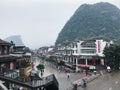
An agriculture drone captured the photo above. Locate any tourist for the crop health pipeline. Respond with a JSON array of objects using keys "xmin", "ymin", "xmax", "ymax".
[
  {"xmin": 67, "ymin": 73, "xmax": 70, "ymax": 79},
  {"xmin": 107, "ymin": 66, "xmax": 111, "ymax": 73},
  {"xmin": 74, "ymin": 83, "xmax": 78, "ymax": 90},
  {"xmin": 41, "ymin": 72, "xmax": 43, "ymax": 77},
  {"xmin": 82, "ymin": 77, "xmax": 87, "ymax": 87}
]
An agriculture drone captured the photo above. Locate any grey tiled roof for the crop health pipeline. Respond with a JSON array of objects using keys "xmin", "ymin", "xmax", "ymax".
[{"xmin": 0, "ymin": 39, "xmax": 12, "ymax": 46}]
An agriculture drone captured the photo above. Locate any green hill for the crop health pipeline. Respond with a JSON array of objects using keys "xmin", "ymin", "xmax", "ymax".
[{"xmin": 55, "ymin": 2, "xmax": 120, "ymax": 45}]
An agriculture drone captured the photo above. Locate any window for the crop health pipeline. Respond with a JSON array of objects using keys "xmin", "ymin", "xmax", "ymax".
[{"xmin": 81, "ymin": 49, "xmax": 96, "ymax": 54}]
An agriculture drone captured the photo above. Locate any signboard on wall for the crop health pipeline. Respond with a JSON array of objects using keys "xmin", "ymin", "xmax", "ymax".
[{"xmin": 98, "ymin": 40, "xmax": 101, "ymax": 53}]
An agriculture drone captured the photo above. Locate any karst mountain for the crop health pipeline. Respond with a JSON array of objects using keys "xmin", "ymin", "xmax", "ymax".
[{"xmin": 55, "ymin": 2, "xmax": 120, "ymax": 45}]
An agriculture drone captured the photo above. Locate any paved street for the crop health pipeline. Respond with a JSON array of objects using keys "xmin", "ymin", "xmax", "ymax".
[
  {"xmin": 44, "ymin": 62, "xmax": 82, "ymax": 90},
  {"xmin": 34, "ymin": 58, "xmax": 82, "ymax": 90},
  {"xmin": 78, "ymin": 71, "xmax": 120, "ymax": 90},
  {"xmin": 34, "ymin": 57, "xmax": 120, "ymax": 90}
]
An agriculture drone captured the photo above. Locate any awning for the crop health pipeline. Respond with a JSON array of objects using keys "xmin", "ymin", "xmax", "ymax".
[
  {"xmin": 77, "ymin": 64, "xmax": 90, "ymax": 69},
  {"xmin": 65, "ymin": 64, "xmax": 76, "ymax": 70}
]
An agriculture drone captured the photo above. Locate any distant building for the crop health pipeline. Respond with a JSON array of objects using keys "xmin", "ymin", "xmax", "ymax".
[{"xmin": 37, "ymin": 47, "xmax": 49, "ymax": 57}]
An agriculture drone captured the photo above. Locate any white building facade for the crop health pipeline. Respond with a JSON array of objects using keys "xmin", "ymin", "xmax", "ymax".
[{"xmin": 57, "ymin": 39, "xmax": 108, "ymax": 72}]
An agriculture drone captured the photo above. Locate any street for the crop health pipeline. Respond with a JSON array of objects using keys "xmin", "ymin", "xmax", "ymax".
[
  {"xmin": 34, "ymin": 58, "xmax": 120, "ymax": 90},
  {"xmin": 78, "ymin": 71, "xmax": 120, "ymax": 90},
  {"xmin": 34, "ymin": 58, "xmax": 82, "ymax": 90},
  {"xmin": 44, "ymin": 62, "xmax": 82, "ymax": 90}
]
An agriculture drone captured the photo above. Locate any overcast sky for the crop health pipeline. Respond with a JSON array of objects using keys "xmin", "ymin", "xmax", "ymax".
[{"xmin": 0, "ymin": 0, "xmax": 120, "ymax": 49}]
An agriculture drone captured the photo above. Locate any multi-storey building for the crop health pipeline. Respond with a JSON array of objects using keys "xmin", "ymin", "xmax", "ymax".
[
  {"xmin": 0, "ymin": 39, "xmax": 59, "ymax": 90},
  {"xmin": 36, "ymin": 47, "xmax": 49, "ymax": 57},
  {"xmin": 0, "ymin": 39, "xmax": 17, "ymax": 70},
  {"xmin": 0, "ymin": 39, "xmax": 32, "ymax": 73},
  {"xmin": 76, "ymin": 39, "xmax": 107, "ymax": 71},
  {"xmin": 56, "ymin": 39, "xmax": 108, "ymax": 72}
]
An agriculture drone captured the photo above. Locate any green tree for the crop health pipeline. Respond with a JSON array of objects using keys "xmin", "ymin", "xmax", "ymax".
[
  {"xmin": 36, "ymin": 64, "xmax": 45, "ymax": 77},
  {"xmin": 36, "ymin": 64, "xmax": 45, "ymax": 70},
  {"xmin": 103, "ymin": 45, "xmax": 120, "ymax": 70}
]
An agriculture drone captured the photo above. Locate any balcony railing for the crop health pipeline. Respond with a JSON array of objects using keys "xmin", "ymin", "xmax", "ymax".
[{"xmin": 0, "ymin": 67, "xmax": 59, "ymax": 90}]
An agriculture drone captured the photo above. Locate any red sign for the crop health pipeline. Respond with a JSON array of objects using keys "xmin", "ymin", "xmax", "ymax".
[
  {"xmin": 77, "ymin": 55, "xmax": 80, "ymax": 59},
  {"xmin": 47, "ymin": 54, "xmax": 50, "ymax": 58},
  {"xmin": 77, "ymin": 64, "xmax": 89, "ymax": 68},
  {"xmin": 58, "ymin": 59, "xmax": 60, "ymax": 63},
  {"xmin": 98, "ymin": 41, "xmax": 101, "ymax": 53}
]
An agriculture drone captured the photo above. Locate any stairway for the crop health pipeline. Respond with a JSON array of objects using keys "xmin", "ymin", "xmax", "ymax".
[{"xmin": 46, "ymin": 74, "xmax": 59, "ymax": 90}]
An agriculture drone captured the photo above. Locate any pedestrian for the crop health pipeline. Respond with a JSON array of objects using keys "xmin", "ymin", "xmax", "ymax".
[
  {"xmin": 41, "ymin": 72, "xmax": 43, "ymax": 77},
  {"xmin": 100, "ymin": 70, "xmax": 103, "ymax": 76},
  {"xmin": 67, "ymin": 73, "xmax": 70, "ymax": 79},
  {"xmin": 107, "ymin": 66, "xmax": 111, "ymax": 73},
  {"xmin": 42, "ymin": 69, "xmax": 44, "ymax": 72},
  {"xmin": 74, "ymin": 83, "xmax": 78, "ymax": 90},
  {"xmin": 83, "ymin": 69, "xmax": 87, "ymax": 76},
  {"xmin": 94, "ymin": 70, "xmax": 97, "ymax": 75},
  {"xmin": 82, "ymin": 78, "xmax": 87, "ymax": 87}
]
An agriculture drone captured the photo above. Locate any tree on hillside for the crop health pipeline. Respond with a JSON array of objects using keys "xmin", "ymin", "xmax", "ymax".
[
  {"xmin": 55, "ymin": 2, "xmax": 120, "ymax": 45},
  {"xmin": 103, "ymin": 45, "xmax": 120, "ymax": 70}
]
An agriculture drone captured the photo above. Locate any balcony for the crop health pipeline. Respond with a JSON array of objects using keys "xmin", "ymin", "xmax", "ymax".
[{"xmin": 0, "ymin": 67, "xmax": 59, "ymax": 90}]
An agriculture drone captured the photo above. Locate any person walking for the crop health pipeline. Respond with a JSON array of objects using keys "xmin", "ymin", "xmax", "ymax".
[
  {"xmin": 82, "ymin": 77, "xmax": 87, "ymax": 87},
  {"xmin": 83, "ymin": 69, "xmax": 87, "ymax": 76},
  {"xmin": 107, "ymin": 66, "xmax": 111, "ymax": 73},
  {"xmin": 41, "ymin": 72, "xmax": 43, "ymax": 77},
  {"xmin": 74, "ymin": 83, "xmax": 78, "ymax": 90},
  {"xmin": 67, "ymin": 73, "xmax": 70, "ymax": 79}
]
